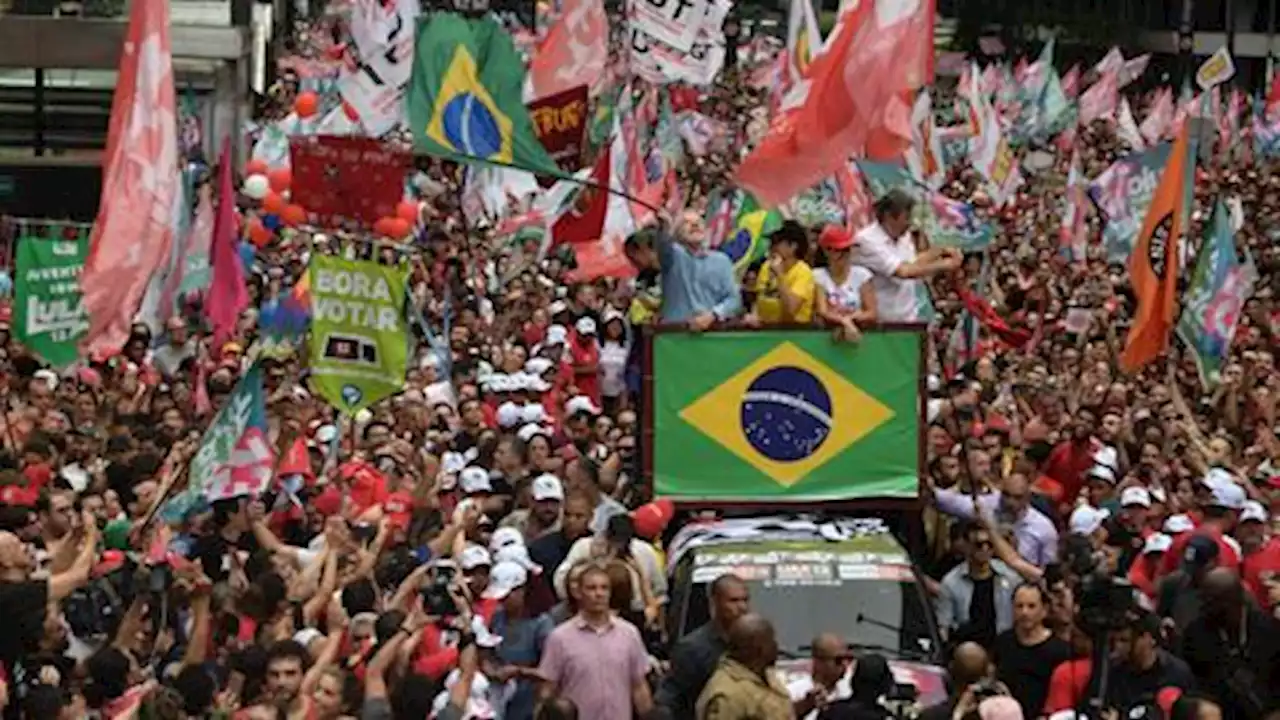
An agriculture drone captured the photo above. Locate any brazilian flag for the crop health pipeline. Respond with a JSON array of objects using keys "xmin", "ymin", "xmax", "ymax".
[
  {"xmin": 409, "ymin": 14, "xmax": 562, "ymax": 176},
  {"xmin": 716, "ymin": 191, "xmax": 783, "ymax": 280},
  {"xmin": 651, "ymin": 330, "xmax": 922, "ymax": 501}
]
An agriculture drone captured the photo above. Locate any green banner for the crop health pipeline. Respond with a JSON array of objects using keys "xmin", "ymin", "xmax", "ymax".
[
  {"xmin": 651, "ymin": 330, "xmax": 922, "ymax": 501},
  {"xmin": 14, "ymin": 234, "xmax": 89, "ymax": 368},
  {"xmin": 308, "ymin": 255, "xmax": 409, "ymax": 414}
]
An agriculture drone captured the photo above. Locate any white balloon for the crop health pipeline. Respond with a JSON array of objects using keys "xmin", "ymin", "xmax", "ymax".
[{"xmin": 243, "ymin": 174, "xmax": 270, "ymax": 200}]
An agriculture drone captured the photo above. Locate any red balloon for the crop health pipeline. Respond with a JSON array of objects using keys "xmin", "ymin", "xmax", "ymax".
[
  {"xmin": 245, "ymin": 159, "xmax": 268, "ymax": 176},
  {"xmin": 373, "ymin": 217, "xmax": 396, "ymax": 237},
  {"xmin": 247, "ymin": 217, "xmax": 273, "ymax": 247},
  {"xmin": 395, "ymin": 200, "xmax": 419, "ymax": 224},
  {"xmin": 262, "ymin": 191, "xmax": 286, "ymax": 215},
  {"xmin": 294, "ymin": 91, "xmax": 319, "ymax": 118},
  {"xmin": 281, "ymin": 204, "xmax": 308, "ymax": 227},
  {"xmin": 342, "ymin": 101, "xmax": 360, "ymax": 121},
  {"xmin": 267, "ymin": 167, "xmax": 292, "ymax": 193},
  {"xmin": 386, "ymin": 217, "xmax": 411, "ymax": 239}
]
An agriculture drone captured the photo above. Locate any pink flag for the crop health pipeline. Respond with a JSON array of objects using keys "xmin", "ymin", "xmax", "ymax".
[
  {"xmin": 1140, "ymin": 88, "xmax": 1173, "ymax": 146},
  {"xmin": 1078, "ymin": 69, "xmax": 1118, "ymax": 126},
  {"xmin": 1061, "ymin": 64, "xmax": 1081, "ymax": 99},
  {"xmin": 525, "ymin": 0, "xmax": 607, "ymax": 101},
  {"xmin": 206, "ymin": 139, "xmax": 249, "ymax": 345},
  {"xmin": 81, "ymin": 0, "xmax": 179, "ymax": 358}
]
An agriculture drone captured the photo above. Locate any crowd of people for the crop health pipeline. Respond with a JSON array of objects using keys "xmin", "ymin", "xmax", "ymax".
[{"xmin": 1, "ymin": 5, "xmax": 1280, "ymax": 720}]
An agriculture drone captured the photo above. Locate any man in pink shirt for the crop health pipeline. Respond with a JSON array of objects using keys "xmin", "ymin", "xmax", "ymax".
[{"xmin": 537, "ymin": 563, "xmax": 654, "ymax": 718}]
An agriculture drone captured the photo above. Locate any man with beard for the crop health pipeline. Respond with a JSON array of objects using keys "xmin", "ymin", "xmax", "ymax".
[
  {"xmin": 254, "ymin": 640, "xmax": 314, "ymax": 720},
  {"xmin": 1042, "ymin": 406, "xmax": 1103, "ymax": 507},
  {"xmin": 528, "ymin": 491, "xmax": 593, "ymax": 614},
  {"xmin": 501, "ymin": 473, "xmax": 564, "ymax": 543}
]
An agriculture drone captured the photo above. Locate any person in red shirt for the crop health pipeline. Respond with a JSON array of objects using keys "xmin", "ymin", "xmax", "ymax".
[
  {"xmin": 1128, "ymin": 533, "xmax": 1173, "ymax": 602},
  {"xmin": 1042, "ymin": 407, "xmax": 1102, "ymax": 507},
  {"xmin": 567, "ymin": 317, "xmax": 601, "ymax": 407},
  {"xmin": 1160, "ymin": 476, "xmax": 1245, "ymax": 577},
  {"xmin": 1237, "ymin": 501, "xmax": 1280, "ymax": 609}
]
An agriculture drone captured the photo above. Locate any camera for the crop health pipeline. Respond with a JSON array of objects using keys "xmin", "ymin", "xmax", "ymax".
[{"xmin": 422, "ymin": 562, "xmax": 459, "ymax": 617}]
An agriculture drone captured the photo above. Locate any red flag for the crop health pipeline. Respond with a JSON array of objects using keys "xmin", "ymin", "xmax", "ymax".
[
  {"xmin": 1267, "ymin": 74, "xmax": 1280, "ymax": 120},
  {"xmin": 526, "ymin": 0, "xmax": 607, "ymax": 101},
  {"xmin": 206, "ymin": 139, "xmax": 248, "ymax": 345},
  {"xmin": 734, "ymin": 0, "xmax": 934, "ymax": 207},
  {"xmin": 81, "ymin": 0, "xmax": 179, "ymax": 357},
  {"xmin": 552, "ymin": 145, "xmax": 609, "ymax": 246}
]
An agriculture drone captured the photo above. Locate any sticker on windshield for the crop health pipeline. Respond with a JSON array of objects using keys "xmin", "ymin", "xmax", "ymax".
[
  {"xmin": 692, "ymin": 565, "xmax": 773, "ymax": 583},
  {"xmin": 772, "ymin": 563, "xmax": 835, "ymax": 585},
  {"xmin": 838, "ymin": 564, "xmax": 915, "ymax": 582}
]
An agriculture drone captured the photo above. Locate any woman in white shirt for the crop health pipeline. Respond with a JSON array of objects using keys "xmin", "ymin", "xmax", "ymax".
[
  {"xmin": 598, "ymin": 310, "xmax": 631, "ymax": 415},
  {"xmin": 814, "ymin": 225, "xmax": 878, "ymax": 342}
]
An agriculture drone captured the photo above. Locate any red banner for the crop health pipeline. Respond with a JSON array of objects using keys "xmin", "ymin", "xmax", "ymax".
[
  {"xmin": 289, "ymin": 136, "xmax": 411, "ymax": 228},
  {"xmin": 527, "ymin": 84, "xmax": 588, "ymax": 177}
]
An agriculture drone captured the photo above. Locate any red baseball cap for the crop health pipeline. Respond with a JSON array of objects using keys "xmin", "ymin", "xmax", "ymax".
[
  {"xmin": 632, "ymin": 499, "xmax": 675, "ymax": 539},
  {"xmin": 819, "ymin": 225, "xmax": 855, "ymax": 251}
]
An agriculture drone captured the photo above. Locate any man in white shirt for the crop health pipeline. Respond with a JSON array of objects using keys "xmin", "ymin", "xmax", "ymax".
[
  {"xmin": 788, "ymin": 632, "xmax": 853, "ymax": 719},
  {"xmin": 853, "ymin": 189, "xmax": 963, "ymax": 322}
]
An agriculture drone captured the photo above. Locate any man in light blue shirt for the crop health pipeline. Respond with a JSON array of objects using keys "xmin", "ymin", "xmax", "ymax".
[{"xmin": 624, "ymin": 210, "xmax": 742, "ymax": 328}]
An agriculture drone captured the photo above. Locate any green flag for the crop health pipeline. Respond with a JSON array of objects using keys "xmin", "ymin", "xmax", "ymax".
[
  {"xmin": 651, "ymin": 330, "xmax": 921, "ymax": 501},
  {"xmin": 14, "ymin": 233, "xmax": 89, "ymax": 368},
  {"xmin": 409, "ymin": 13, "xmax": 561, "ymax": 176},
  {"xmin": 308, "ymin": 256, "xmax": 409, "ymax": 414}
]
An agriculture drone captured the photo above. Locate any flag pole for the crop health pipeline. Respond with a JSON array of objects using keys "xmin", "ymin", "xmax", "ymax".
[{"xmin": 427, "ymin": 153, "xmax": 667, "ymax": 215}]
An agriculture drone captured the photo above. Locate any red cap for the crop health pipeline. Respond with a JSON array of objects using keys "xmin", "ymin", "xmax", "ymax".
[
  {"xmin": 1156, "ymin": 687, "xmax": 1183, "ymax": 716},
  {"xmin": 340, "ymin": 460, "xmax": 389, "ymax": 514},
  {"xmin": 632, "ymin": 499, "xmax": 675, "ymax": 539},
  {"xmin": 312, "ymin": 485, "xmax": 344, "ymax": 517},
  {"xmin": 819, "ymin": 225, "xmax": 855, "ymax": 251}
]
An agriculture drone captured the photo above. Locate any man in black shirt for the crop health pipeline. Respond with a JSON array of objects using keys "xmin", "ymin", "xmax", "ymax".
[
  {"xmin": 527, "ymin": 491, "xmax": 593, "ymax": 615},
  {"xmin": 1180, "ymin": 568, "xmax": 1280, "ymax": 719},
  {"xmin": 993, "ymin": 584, "xmax": 1073, "ymax": 716},
  {"xmin": 1106, "ymin": 611, "xmax": 1195, "ymax": 710},
  {"xmin": 191, "ymin": 497, "xmax": 259, "ymax": 584},
  {"xmin": 654, "ymin": 573, "xmax": 750, "ymax": 720}
]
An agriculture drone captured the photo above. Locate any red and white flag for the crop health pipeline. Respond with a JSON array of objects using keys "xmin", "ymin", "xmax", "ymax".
[
  {"xmin": 525, "ymin": 0, "xmax": 607, "ymax": 102},
  {"xmin": 735, "ymin": 0, "xmax": 934, "ymax": 207},
  {"xmin": 81, "ymin": 0, "xmax": 179, "ymax": 358}
]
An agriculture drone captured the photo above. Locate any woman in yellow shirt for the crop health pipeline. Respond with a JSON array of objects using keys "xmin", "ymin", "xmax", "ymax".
[{"xmin": 749, "ymin": 221, "xmax": 816, "ymax": 325}]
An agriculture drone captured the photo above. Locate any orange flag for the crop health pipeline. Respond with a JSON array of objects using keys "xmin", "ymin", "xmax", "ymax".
[{"xmin": 1120, "ymin": 119, "xmax": 1194, "ymax": 373}]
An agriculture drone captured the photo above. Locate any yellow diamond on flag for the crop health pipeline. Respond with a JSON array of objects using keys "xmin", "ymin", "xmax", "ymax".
[
  {"xmin": 426, "ymin": 46, "xmax": 514, "ymax": 164},
  {"xmin": 678, "ymin": 342, "xmax": 895, "ymax": 487}
]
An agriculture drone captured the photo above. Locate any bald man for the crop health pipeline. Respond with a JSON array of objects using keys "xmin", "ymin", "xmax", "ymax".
[
  {"xmin": 919, "ymin": 643, "xmax": 992, "ymax": 720},
  {"xmin": 789, "ymin": 633, "xmax": 852, "ymax": 719},
  {"xmin": 696, "ymin": 614, "xmax": 793, "ymax": 720},
  {"xmin": 1181, "ymin": 568, "xmax": 1280, "ymax": 719},
  {"xmin": 0, "ymin": 522, "xmax": 97, "ymax": 694}
]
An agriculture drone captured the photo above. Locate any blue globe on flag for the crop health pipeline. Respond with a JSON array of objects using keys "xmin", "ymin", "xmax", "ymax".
[
  {"xmin": 741, "ymin": 366, "xmax": 833, "ymax": 463},
  {"xmin": 441, "ymin": 93, "xmax": 503, "ymax": 159}
]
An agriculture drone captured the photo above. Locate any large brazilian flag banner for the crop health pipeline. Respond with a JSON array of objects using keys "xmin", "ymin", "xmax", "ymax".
[{"xmin": 651, "ymin": 330, "xmax": 922, "ymax": 501}]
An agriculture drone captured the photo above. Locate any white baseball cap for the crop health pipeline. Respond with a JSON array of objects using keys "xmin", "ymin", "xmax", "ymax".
[
  {"xmin": 1086, "ymin": 464, "xmax": 1117, "ymax": 484},
  {"xmin": 459, "ymin": 466, "xmax": 493, "ymax": 495},
  {"xmin": 517, "ymin": 423, "xmax": 550, "ymax": 443},
  {"xmin": 1163, "ymin": 514, "xmax": 1196, "ymax": 534},
  {"xmin": 1241, "ymin": 500, "xmax": 1268, "ymax": 524},
  {"xmin": 1208, "ymin": 481, "xmax": 1247, "ymax": 510},
  {"xmin": 496, "ymin": 402, "xmax": 523, "ymax": 428},
  {"xmin": 1120, "ymin": 487, "xmax": 1152, "ymax": 508},
  {"xmin": 489, "ymin": 527, "xmax": 525, "ymax": 552},
  {"xmin": 1143, "ymin": 533, "xmax": 1173, "ymax": 555},
  {"xmin": 544, "ymin": 325, "xmax": 568, "ymax": 346},
  {"xmin": 482, "ymin": 561, "xmax": 529, "ymax": 599},
  {"xmin": 521, "ymin": 403, "xmax": 548, "ymax": 424},
  {"xmin": 531, "ymin": 473, "xmax": 564, "ymax": 502},
  {"xmin": 575, "ymin": 317, "xmax": 597, "ymax": 335},
  {"xmin": 458, "ymin": 545, "xmax": 493, "ymax": 571},
  {"xmin": 1069, "ymin": 505, "xmax": 1110, "ymax": 536},
  {"xmin": 565, "ymin": 395, "xmax": 601, "ymax": 416},
  {"xmin": 549, "ymin": 300, "xmax": 568, "ymax": 316},
  {"xmin": 525, "ymin": 357, "xmax": 554, "ymax": 375},
  {"xmin": 494, "ymin": 543, "xmax": 542, "ymax": 574}
]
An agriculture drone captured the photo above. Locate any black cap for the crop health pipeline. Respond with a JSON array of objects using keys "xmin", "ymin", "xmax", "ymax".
[{"xmin": 1182, "ymin": 534, "xmax": 1220, "ymax": 572}]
